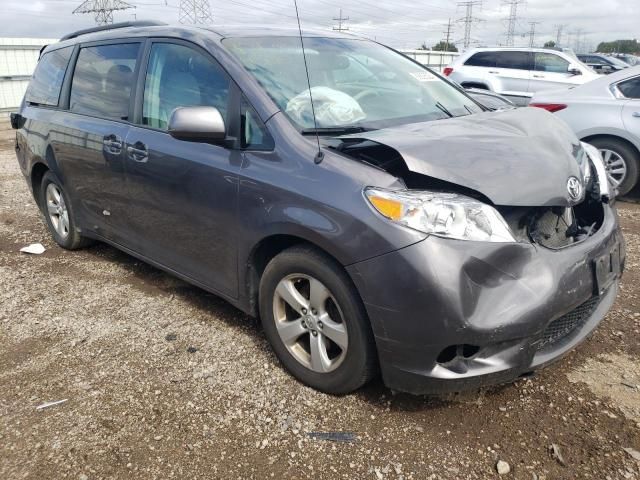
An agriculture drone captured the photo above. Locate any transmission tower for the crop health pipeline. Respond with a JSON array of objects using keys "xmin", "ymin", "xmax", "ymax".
[
  {"xmin": 73, "ymin": 0, "xmax": 134, "ymax": 25},
  {"xmin": 554, "ymin": 24, "xmax": 567, "ymax": 47},
  {"xmin": 457, "ymin": 1, "xmax": 482, "ymax": 51},
  {"xmin": 527, "ymin": 21, "xmax": 540, "ymax": 47},
  {"xmin": 179, "ymin": 0, "xmax": 213, "ymax": 24},
  {"xmin": 333, "ymin": 9, "xmax": 349, "ymax": 32},
  {"xmin": 503, "ymin": 0, "xmax": 525, "ymax": 47}
]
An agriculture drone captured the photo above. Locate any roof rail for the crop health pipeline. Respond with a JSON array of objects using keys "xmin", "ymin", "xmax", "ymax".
[{"xmin": 60, "ymin": 21, "xmax": 167, "ymax": 42}]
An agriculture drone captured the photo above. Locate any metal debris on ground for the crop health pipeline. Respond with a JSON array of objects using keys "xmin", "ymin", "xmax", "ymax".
[
  {"xmin": 550, "ymin": 443, "xmax": 567, "ymax": 466},
  {"xmin": 36, "ymin": 399, "xmax": 68, "ymax": 410},
  {"xmin": 623, "ymin": 447, "xmax": 640, "ymax": 462},
  {"xmin": 307, "ymin": 431, "xmax": 357, "ymax": 443},
  {"xmin": 20, "ymin": 243, "xmax": 45, "ymax": 255}
]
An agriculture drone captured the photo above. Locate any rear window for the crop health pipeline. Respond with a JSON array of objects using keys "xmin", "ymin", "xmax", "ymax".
[
  {"xmin": 464, "ymin": 52, "xmax": 497, "ymax": 68},
  {"xmin": 495, "ymin": 51, "xmax": 531, "ymax": 70},
  {"xmin": 70, "ymin": 43, "xmax": 140, "ymax": 120},
  {"xmin": 25, "ymin": 46, "xmax": 73, "ymax": 106}
]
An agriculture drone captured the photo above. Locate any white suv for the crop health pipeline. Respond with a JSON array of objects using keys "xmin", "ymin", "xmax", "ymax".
[{"xmin": 445, "ymin": 48, "xmax": 599, "ymax": 105}]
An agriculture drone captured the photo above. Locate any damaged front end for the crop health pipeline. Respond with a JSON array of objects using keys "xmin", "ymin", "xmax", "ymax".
[{"xmin": 326, "ymin": 109, "xmax": 612, "ymax": 250}]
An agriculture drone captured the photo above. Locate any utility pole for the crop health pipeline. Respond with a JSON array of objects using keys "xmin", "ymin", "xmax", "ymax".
[
  {"xmin": 443, "ymin": 18, "xmax": 454, "ymax": 52},
  {"xmin": 457, "ymin": 1, "xmax": 482, "ymax": 51},
  {"xmin": 178, "ymin": 0, "xmax": 213, "ymax": 24},
  {"xmin": 73, "ymin": 0, "xmax": 134, "ymax": 25},
  {"xmin": 333, "ymin": 9, "xmax": 349, "ymax": 32},
  {"xmin": 527, "ymin": 21, "xmax": 540, "ymax": 47},
  {"xmin": 503, "ymin": 0, "xmax": 525, "ymax": 47}
]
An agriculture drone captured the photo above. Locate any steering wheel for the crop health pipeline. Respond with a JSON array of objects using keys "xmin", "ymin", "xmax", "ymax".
[{"xmin": 354, "ymin": 89, "xmax": 381, "ymax": 102}]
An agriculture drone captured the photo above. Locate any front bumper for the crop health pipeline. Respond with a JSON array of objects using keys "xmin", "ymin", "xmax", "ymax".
[{"xmin": 347, "ymin": 203, "xmax": 624, "ymax": 395}]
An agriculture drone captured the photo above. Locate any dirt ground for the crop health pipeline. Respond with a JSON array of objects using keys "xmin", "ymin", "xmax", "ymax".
[{"xmin": 1, "ymin": 121, "xmax": 639, "ymax": 480}]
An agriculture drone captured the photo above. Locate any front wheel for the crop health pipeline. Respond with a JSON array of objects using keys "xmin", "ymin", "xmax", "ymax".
[{"xmin": 259, "ymin": 246, "xmax": 377, "ymax": 394}]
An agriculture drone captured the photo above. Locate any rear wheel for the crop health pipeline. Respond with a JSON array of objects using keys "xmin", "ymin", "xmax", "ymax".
[
  {"xmin": 40, "ymin": 171, "xmax": 92, "ymax": 250},
  {"xmin": 588, "ymin": 138, "xmax": 640, "ymax": 196},
  {"xmin": 259, "ymin": 246, "xmax": 377, "ymax": 394}
]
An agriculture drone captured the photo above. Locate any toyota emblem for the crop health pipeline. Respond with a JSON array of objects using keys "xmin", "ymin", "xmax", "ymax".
[{"xmin": 567, "ymin": 176, "xmax": 583, "ymax": 201}]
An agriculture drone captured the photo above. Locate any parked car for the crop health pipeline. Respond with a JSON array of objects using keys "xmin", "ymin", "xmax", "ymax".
[
  {"xmin": 445, "ymin": 47, "xmax": 599, "ymax": 105},
  {"xmin": 613, "ymin": 54, "xmax": 640, "ymax": 67},
  {"xmin": 531, "ymin": 66, "xmax": 640, "ymax": 195},
  {"xmin": 577, "ymin": 54, "xmax": 629, "ymax": 74},
  {"xmin": 12, "ymin": 22, "xmax": 624, "ymax": 395}
]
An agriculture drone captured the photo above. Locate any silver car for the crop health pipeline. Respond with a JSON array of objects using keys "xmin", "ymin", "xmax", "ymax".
[
  {"xmin": 445, "ymin": 47, "xmax": 599, "ymax": 106},
  {"xmin": 531, "ymin": 66, "xmax": 640, "ymax": 195}
]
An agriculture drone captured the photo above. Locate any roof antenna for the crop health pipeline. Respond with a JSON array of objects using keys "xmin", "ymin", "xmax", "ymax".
[{"xmin": 293, "ymin": 0, "xmax": 324, "ymax": 164}]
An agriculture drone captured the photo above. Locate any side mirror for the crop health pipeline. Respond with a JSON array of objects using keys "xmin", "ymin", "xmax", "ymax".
[
  {"xmin": 168, "ymin": 106, "xmax": 226, "ymax": 144},
  {"xmin": 567, "ymin": 64, "xmax": 582, "ymax": 76}
]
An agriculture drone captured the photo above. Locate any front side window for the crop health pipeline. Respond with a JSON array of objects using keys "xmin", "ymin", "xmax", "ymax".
[
  {"xmin": 241, "ymin": 97, "xmax": 274, "ymax": 150},
  {"xmin": 495, "ymin": 51, "xmax": 531, "ymax": 70},
  {"xmin": 25, "ymin": 46, "xmax": 73, "ymax": 106},
  {"xmin": 142, "ymin": 43, "xmax": 230, "ymax": 130},
  {"xmin": 224, "ymin": 36, "xmax": 482, "ymax": 131},
  {"xmin": 534, "ymin": 53, "xmax": 569, "ymax": 73},
  {"xmin": 70, "ymin": 43, "xmax": 140, "ymax": 120},
  {"xmin": 617, "ymin": 78, "xmax": 640, "ymax": 99}
]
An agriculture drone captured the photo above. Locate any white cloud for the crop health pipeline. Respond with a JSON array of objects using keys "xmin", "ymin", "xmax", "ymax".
[{"xmin": 2, "ymin": 0, "xmax": 638, "ymax": 52}]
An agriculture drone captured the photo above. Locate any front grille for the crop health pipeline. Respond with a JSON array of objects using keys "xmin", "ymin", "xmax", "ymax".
[{"xmin": 537, "ymin": 296, "xmax": 601, "ymax": 350}]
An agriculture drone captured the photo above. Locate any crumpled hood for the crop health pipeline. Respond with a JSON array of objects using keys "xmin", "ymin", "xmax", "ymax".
[{"xmin": 346, "ymin": 107, "xmax": 584, "ymax": 207}]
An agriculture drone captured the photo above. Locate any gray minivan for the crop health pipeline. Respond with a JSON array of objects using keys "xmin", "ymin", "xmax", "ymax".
[{"xmin": 12, "ymin": 22, "xmax": 624, "ymax": 395}]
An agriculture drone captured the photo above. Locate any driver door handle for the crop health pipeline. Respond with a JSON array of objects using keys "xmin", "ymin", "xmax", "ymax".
[
  {"xmin": 127, "ymin": 142, "xmax": 149, "ymax": 163},
  {"xmin": 632, "ymin": 112, "xmax": 640, "ymax": 118},
  {"xmin": 533, "ymin": 74, "xmax": 545, "ymax": 78},
  {"xmin": 488, "ymin": 70, "xmax": 500, "ymax": 74}
]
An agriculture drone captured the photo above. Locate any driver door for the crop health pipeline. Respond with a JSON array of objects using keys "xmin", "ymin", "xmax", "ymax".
[{"xmin": 123, "ymin": 40, "xmax": 242, "ymax": 298}]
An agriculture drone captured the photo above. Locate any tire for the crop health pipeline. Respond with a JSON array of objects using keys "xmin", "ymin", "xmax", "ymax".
[
  {"xmin": 259, "ymin": 245, "xmax": 377, "ymax": 394},
  {"xmin": 39, "ymin": 171, "xmax": 92, "ymax": 250},
  {"xmin": 587, "ymin": 137, "xmax": 640, "ymax": 196}
]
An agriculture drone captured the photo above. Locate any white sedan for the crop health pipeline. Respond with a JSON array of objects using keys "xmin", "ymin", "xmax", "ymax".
[{"xmin": 530, "ymin": 66, "xmax": 640, "ymax": 195}]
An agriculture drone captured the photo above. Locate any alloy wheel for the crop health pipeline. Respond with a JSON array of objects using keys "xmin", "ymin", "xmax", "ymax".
[
  {"xmin": 599, "ymin": 148, "xmax": 627, "ymax": 187},
  {"xmin": 45, "ymin": 183, "xmax": 70, "ymax": 239},
  {"xmin": 272, "ymin": 274, "xmax": 348, "ymax": 373}
]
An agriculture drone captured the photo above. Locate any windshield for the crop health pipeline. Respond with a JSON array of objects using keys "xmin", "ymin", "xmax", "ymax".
[{"xmin": 223, "ymin": 36, "xmax": 482, "ymax": 131}]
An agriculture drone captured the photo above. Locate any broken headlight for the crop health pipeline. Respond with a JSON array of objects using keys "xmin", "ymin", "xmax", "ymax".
[{"xmin": 365, "ymin": 188, "xmax": 516, "ymax": 242}]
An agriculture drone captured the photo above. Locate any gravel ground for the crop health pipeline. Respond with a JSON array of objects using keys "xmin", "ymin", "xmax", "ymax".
[{"xmin": 1, "ymin": 122, "xmax": 640, "ymax": 480}]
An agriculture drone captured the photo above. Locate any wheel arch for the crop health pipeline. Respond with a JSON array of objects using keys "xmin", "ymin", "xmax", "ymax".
[
  {"xmin": 244, "ymin": 233, "xmax": 347, "ymax": 317},
  {"xmin": 580, "ymin": 132, "xmax": 640, "ymax": 155}
]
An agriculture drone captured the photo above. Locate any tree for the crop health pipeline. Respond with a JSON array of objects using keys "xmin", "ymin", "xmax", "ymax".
[
  {"xmin": 432, "ymin": 41, "xmax": 458, "ymax": 52},
  {"xmin": 417, "ymin": 42, "xmax": 429, "ymax": 50},
  {"xmin": 543, "ymin": 40, "xmax": 556, "ymax": 48},
  {"xmin": 596, "ymin": 39, "xmax": 639, "ymax": 54}
]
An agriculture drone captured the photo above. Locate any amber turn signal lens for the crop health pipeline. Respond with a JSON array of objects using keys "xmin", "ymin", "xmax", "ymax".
[{"xmin": 368, "ymin": 195, "xmax": 403, "ymax": 220}]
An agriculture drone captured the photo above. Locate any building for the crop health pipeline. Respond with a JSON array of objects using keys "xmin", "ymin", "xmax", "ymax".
[{"xmin": 0, "ymin": 38, "xmax": 57, "ymax": 117}]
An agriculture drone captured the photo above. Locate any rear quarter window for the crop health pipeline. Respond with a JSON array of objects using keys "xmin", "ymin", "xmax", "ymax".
[{"xmin": 25, "ymin": 46, "xmax": 74, "ymax": 106}]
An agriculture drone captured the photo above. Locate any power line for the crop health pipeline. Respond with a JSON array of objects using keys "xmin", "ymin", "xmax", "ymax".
[
  {"xmin": 73, "ymin": 0, "xmax": 134, "ymax": 24},
  {"xmin": 332, "ymin": 8, "xmax": 349, "ymax": 32},
  {"xmin": 502, "ymin": 0, "xmax": 525, "ymax": 47},
  {"xmin": 178, "ymin": 0, "xmax": 213, "ymax": 24},
  {"xmin": 456, "ymin": 1, "xmax": 482, "ymax": 51},
  {"xmin": 527, "ymin": 21, "xmax": 540, "ymax": 47}
]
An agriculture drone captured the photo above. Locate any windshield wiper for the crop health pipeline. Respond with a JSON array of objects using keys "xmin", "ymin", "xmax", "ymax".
[
  {"xmin": 301, "ymin": 126, "xmax": 370, "ymax": 136},
  {"xmin": 434, "ymin": 102, "xmax": 454, "ymax": 118}
]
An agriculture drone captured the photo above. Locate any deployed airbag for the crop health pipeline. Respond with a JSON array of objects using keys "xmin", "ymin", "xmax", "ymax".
[{"xmin": 286, "ymin": 87, "xmax": 366, "ymax": 127}]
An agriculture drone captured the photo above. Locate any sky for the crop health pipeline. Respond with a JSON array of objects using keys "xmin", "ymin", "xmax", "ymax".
[{"xmin": 2, "ymin": 0, "xmax": 638, "ymax": 52}]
